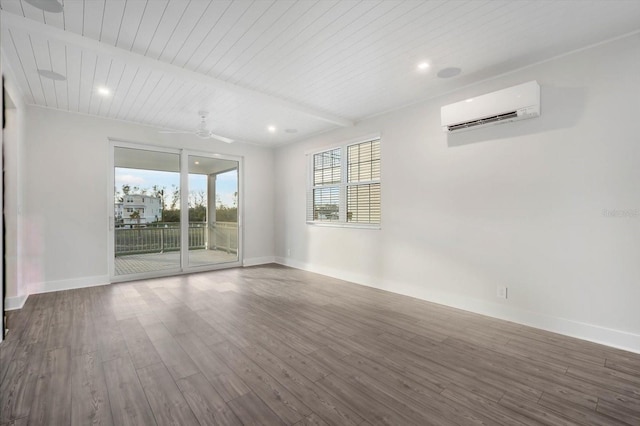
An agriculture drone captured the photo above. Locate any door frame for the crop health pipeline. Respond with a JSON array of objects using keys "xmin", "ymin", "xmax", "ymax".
[
  {"xmin": 182, "ymin": 148, "xmax": 243, "ymax": 274},
  {"xmin": 108, "ymin": 139, "xmax": 243, "ymax": 282}
]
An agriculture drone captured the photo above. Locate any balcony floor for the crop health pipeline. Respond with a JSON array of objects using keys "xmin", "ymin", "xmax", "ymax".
[{"xmin": 115, "ymin": 249, "xmax": 238, "ymax": 276}]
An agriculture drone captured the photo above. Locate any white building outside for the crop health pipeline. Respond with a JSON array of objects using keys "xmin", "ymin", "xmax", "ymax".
[{"xmin": 115, "ymin": 194, "xmax": 162, "ymax": 227}]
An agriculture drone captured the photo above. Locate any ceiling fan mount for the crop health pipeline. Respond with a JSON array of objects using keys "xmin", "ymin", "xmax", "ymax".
[
  {"xmin": 159, "ymin": 111, "xmax": 234, "ymax": 144},
  {"xmin": 195, "ymin": 111, "xmax": 212, "ymax": 138}
]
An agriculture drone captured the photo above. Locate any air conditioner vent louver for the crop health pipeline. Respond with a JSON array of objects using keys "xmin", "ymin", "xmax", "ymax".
[
  {"xmin": 446, "ymin": 111, "xmax": 519, "ymax": 132},
  {"xmin": 441, "ymin": 81, "xmax": 540, "ymax": 133}
]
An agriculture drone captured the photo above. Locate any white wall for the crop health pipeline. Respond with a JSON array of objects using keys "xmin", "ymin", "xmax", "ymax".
[
  {"xmin": 2, "ymin": 72, "xmax": 27, "ymax": 310},
  {"xmin": 17, "ymin": 106, "xmax": 274, "ymax": 295},
  {"xmin": 274, "ymin": 34, "xmax": 640, "ymax": 352}
]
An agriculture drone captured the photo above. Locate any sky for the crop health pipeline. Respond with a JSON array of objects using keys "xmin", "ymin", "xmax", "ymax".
[{"xmin": 115, "ymin": 167, "xmax": 238, "ymax": 207}]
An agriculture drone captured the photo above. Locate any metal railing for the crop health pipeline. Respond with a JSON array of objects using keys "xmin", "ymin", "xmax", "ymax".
[{"xmin": 115, "ymin": 222, "xmax": 238, "ymax": 256}]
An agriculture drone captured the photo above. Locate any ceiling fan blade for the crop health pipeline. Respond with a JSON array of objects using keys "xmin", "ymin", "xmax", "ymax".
[
  {"xmin": 159, "ymin": 112, "xmax": 233, "ymax": 143},
  {"xmin": 209, "ymin": 133, "xmax": 234, "ymax": 144}
]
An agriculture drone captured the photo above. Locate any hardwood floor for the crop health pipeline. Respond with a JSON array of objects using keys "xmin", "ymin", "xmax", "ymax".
[{"xmin": 1, "ymin": 264, "xmax": 639, "ymax": 425}]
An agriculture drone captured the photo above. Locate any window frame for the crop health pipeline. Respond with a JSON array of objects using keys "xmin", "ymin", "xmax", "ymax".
[{"xmin": 306, "ymin": 134, "xmax": 381, "ymax": 229}]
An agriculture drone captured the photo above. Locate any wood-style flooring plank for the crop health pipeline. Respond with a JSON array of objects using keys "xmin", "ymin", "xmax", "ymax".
[
  {"xmin": 173, "ymin": 332, "xmax": 252, "ymax": 402},
  {"xmin": 0, "ymin": 343, "xmax": 45, "ymax": 423},
  {"xmin": 118, "ymin": 317, "xmax": 163, "ymax": 370},
  {"xmin": 293, "ymin": 413, "xmax": 330, "ymax": 426},
  {"xmin": 315, "ymin": 372, "xmax": 421, "ymax": 426},
  {"xmin": 136, "ymin": 362, "xmax": 199, "ymax": 426},
  {"xmin": 605, "ymin": 356, "xmax": 640, "ymax": 376},
  {"xmin": 566, "ymin": 366, "xmax": 640, "ymax": 399},
  {"xmin": 213, "ymin": 315, "xmax": 332, "ymax": 382},
  {"xmin": 20, "ymin": 306, "xmax": 52, "ymax": 347},
  {"xmin": 311, "ymin": 343, "xmax": 461, "ymax": 426},
  {"xmin": 338, "ymin": 352, "xmax": 483, "ymax": 425},
  {"xmin": 440, "ymin": 384, "xmax": 534, "ymax": 426},
  {"xmin": 27, "ymin": 347, "xmax": 71, "ymax": 426},
  {"xmin": 94, "ymin": 315, "xmax": 128, "ymax": 362},
  {"xmin": 538, "ymin": 392, "xmax": 628, "ymax": 426},
  {"xmin": 499, "ymin": 394, "xmax": 581, "ymax": 426},
  {"xmin": 71, "ymin": 351, "xmax": 113, "ymax": 426},
  {"xmin": 596, "ymin": 398, "xmax": 640, "ymax": 425},
  {"xmin": 176, "ymin": 373, "xmax": 242, "ymax": 426},
  {"xmin": 210, "ymin": 340, "xmax": 312, "ymax": 425},
  {"xmin": 102, "ymin": 355, "xmax": 156, "ymax": 426},
  {"xmin": 1, "ymin": 417, "xmax": 29, "ymax": 426},
  {"xmin": 347, "ymin": 331, "xmax": 507, "ymax": 401},
  {"xmin": 70, "ymin": 310, "xmax": 98, "ymax": 356},
  {"xmin": 150, "ymin": 336, "xmax": 199, "ymax": 380},
  {"xmin": 226, "ymin": 391, "xmax": 286, "ymax": 426},
  {"xmin": 238, "ymin": 342, "xmax": 363, "ymax": 425},
  {"xmin": 0, "ymin": 338, "xmax": 20, "ymax": 385},
  {"xmin": 44, "ymin": 322, "xmax": 72, "ymax": 352},
  {"xmin": 140, "ymin": 321, "xmax": 173, "ymax": 343}
]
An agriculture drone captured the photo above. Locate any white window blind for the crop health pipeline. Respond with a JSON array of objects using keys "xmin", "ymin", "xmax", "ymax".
[
  {"xmin": 307, "ymin": 137, "xmax": 381, "ymax": 227},
  {"xmin": 347, "ymin": 139, "xmax": 381, "ymax": 224},
  {"xmin": 314, "ymin": 148, "xmax": 341, "ymax": 186}
]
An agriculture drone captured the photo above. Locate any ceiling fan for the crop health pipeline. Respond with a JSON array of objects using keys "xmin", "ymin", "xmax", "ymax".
[{"xmin": 159, "ymin": 111, "xmax": 234, "ymax": 143}]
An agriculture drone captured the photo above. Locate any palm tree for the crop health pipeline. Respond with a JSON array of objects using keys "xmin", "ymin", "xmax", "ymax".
[
  {"xmin": 152, "ymin": 185, "xmax": 166, "ymax": 222},
  {"xmin": 129, "ymin": 210, "xmax": 141, "ymax": 228}
]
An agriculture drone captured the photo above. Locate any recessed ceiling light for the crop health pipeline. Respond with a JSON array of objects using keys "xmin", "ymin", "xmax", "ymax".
[
  {"xmin": 24, "ymin": 0, "xmax": 63, "ymax": 13},
  {"xmin": 37, "ymin": 69, "xmax": 66, "ymax": 81},
  {"xmin": 417, "ymin": 62, "xmax": 430, "ymax": 71},
  {"xmin": 97, "ymin": 87, "xmax": 111, "ymax": 96},
  {"xmin": 194, "ymin": 161, "xmax": 200, "ymax": 165},
  {"xmin": 437, "ymin": 67, "xmax": 462, "ymax": 79},
  {"xmin": 267, "ymin": 125, "xmax": 277, "ymax": 133}
]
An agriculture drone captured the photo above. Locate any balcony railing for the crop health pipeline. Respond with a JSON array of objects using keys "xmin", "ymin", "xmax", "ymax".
[{"xmin": 115, "ymin": 222, "xmax": 237, "ymax": 256}]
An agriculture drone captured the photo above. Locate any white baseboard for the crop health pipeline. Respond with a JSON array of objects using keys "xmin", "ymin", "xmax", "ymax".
[
  {"xmin": 6, "ymin": 259, "xmax": 280, "ymax": 311},
  {"xmin": 4, "ymin": 275, "xmax": 110, "ymax": 312},
  {"xmin": 27, "ymin": 274, "xmax": 110, "ymax": 295},
  {"xmin": 275, "ymin": 258, "xmax": 640, "ymax": 354},
  {"xmin": 4, "ymin": 294, "xmax": 28, "ymax": 310},
  {"xmin": 243, "ymin": 256, "xmax": 276, "ymax": 267}
]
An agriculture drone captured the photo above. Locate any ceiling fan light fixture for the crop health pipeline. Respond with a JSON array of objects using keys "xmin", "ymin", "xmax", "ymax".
[
  {"xmin": 158, "ymin": 111, "xmax": 234, "ymax": 143},
  {"xmin": 195, "ymin": 129, "xmax": 211, "ymax": 138},
  {"xmin": 24, "ymin": 0, "xmax": 63, "ymax": 13}
]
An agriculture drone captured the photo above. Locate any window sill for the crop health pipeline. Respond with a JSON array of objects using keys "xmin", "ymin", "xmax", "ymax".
[{"xmin": 306, "ymin": 221, "xmax": 381, "ymax": 230}]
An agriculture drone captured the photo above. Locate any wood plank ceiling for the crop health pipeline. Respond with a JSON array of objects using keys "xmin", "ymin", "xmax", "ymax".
[{"xmin": 1, "ymin": 0, "xmax": 640, "ymax": 145}]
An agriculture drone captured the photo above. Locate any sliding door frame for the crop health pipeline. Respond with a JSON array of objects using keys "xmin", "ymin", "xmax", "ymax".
[
  {"xmin": 107, "ymin": 139, "xmax": 243, "ymax": 283},
  {"xmin": 182, "ymin": 148, "xmax": 243, "ymax": 274}
]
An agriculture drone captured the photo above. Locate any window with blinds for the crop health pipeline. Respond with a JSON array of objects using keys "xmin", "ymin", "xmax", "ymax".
[
  {"xmin": 347, "ymin": 139, "xmax": 380, "ymax": 224},
  {"xmin": 310, "ymin": 148, "xmax": 341, "ymax": 222},
  {"xmin": 314, "ymin": 148, "xmax": 341, "ymax": 186},
  {"xmin": 307, "ymin": 137, "xmax": 381, "ymax": 227}
]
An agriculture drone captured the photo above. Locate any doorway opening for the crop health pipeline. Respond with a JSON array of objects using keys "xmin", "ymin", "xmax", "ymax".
[{"xmin": 110, "ymin": 143, "xmax": 241, "ymax": 280}]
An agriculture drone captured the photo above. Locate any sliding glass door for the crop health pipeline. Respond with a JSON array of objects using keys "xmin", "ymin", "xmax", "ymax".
[
  {"xmin": 110, "ymin": 142, "xmax": 241, "ymax": 280},
  {"xmin": 187, "ymin": 155, "xmax": 239, "ymax": 267}
]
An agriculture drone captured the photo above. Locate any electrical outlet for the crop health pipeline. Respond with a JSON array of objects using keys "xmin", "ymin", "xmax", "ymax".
[{"xmin": 497, "ymin": 286, "xmax": 508, "ymax": 299}]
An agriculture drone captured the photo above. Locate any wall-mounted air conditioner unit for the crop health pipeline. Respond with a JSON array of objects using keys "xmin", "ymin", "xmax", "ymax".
[{"xmin": 441, "ymin": 81, "xmax": 540, "ymax": 133}]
